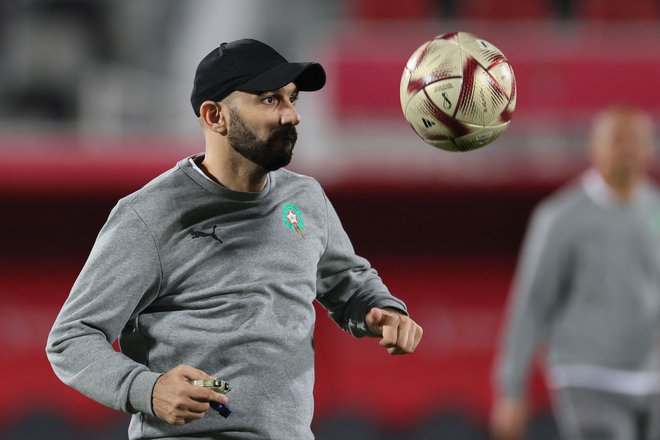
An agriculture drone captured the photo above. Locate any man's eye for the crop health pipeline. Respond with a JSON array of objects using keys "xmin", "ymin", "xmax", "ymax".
[{"xmin": 262, "ymin": 96, "xmax": 277, "ymax": 104}]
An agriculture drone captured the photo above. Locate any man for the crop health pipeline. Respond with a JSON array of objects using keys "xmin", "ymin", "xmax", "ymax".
[
  {"xmin": 46, "ymin": 39, "xmax": 423, "ymax": 440},
  {"xmin": 491, "ymin": 105, "xmax": 660, "ymax": 440}
]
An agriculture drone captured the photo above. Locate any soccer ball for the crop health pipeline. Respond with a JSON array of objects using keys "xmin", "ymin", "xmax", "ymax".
[{"xmin": 400, "ymin": 32, "xmax": 516, "ymax": 152}]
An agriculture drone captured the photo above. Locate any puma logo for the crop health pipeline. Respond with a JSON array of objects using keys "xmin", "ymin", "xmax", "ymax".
[{"xmin": 191, "ymin": 225, "xmax": 223, "ymax": 243}]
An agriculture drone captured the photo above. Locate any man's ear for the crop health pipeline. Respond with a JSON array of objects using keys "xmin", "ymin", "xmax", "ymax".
[{"xmin": 199, "ymin": 101, "xmax": 227, "ymax": 135}]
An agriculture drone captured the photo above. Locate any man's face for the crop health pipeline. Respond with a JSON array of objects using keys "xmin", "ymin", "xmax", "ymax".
[
  {"xmin": 225, "ymin": 83, "xmax": 300, "ymax": 172},
  {"xmin": 592, "ymin": 110, "xmax": 653, "ymax": 183}
]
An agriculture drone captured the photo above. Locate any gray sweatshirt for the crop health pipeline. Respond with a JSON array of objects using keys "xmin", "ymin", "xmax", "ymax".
[
  {"xmin": 46, "ymin": 155, "xmax": 407, "ymax": 440},
  {"xmin": 495, "ymin": 170, "xmax": 660, "ymax": 399}
]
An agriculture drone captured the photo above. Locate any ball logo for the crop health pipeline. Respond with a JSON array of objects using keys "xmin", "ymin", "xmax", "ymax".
[
  {"xmin": 477, "ymin": 39, "xmax": 491, "ymax": 49},
  {"xmin": 282, "ymin": 203, "xmax": 305, "ymax": 239},
  {"xmin": 441, "ymin": 92, "xmax": 452, "ymax": 109}
]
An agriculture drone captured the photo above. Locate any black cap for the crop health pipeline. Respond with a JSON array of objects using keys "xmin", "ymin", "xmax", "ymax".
[{"xmin": 191, "ymin": 39, "xmax": 326, "ymax": 116}]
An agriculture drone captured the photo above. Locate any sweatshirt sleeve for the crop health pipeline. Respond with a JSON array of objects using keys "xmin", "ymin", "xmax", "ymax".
[
  {"xmin": 493, "ymin": 202, "xmax": 571, "ymax": 399},
  {"xmin": 315, "ymin": 190, "xmax": 407, "ymax": 337},
  {"xmin": 46, "ymin": 199, "xmax": 163, "ymax": 415}
]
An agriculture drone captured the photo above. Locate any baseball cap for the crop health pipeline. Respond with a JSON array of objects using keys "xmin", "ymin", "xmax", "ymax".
[{"xmin": 191, "ymin": 39, "xmax": 326, "ymax": 116}]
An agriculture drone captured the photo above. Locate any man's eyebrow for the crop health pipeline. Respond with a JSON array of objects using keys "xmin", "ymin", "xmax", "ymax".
[{"xmin": 258, "ymin": 87, "xmax": 299, "ymax": 96}]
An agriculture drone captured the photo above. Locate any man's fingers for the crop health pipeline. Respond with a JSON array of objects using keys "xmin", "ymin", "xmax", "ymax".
[
  {"xmin": 387, "ymin": 315, "xmax": 423, "ymax": 355},
  {"xmin": 397, "ymin": 319, "xmax": 422, "ymax": 354},
  {"xmin": 153, "ymin": 364, "xmax": 231, "ymax": 426},
  {"xmin": 188, "ymin": 384, "xmax": 229, "ymax": 405},
  {"xmin": 209, "ymin": 390, "xmax": 230, "ymax": 405},
  {"xmin": 401, "ymin": 317, "xmax": 421, "ymax": 353},
  {"xmin": 182, "ymin": 396, "xmax": 211, "ymax": 414},
  {"xmin": 397, "ymin": 316, "xmax": 412, "ymax": 350},
  {"xmin": 366, "ymin": 308, "xmax": 423, "ymax": 355},
  {"xmin": 155, "ymin": 395, "xmax": 208, "ymax": 425},
  {"xmin": 379, "ymin": 314, "xmax": 398, "ymax": 347},
  {"xmin": 413, "ymin": 324, "xmax": 423, "ymax": 350},
  {"xmin": 379, "ymin": 313, "xmax": 411, "ymax": 348},
  {"xmin": 176, "ymin": 364, "xmax": 215, "ymax": 380},
  {"xmin": 366, "ymin": 307, "xmax": 383, "ymax": 333},
  {"xmin": 168, "ymin": 384, "xmax": 215, "ymax": 413},
  {"xmin": 387, "ymin": 327, "xmax": 411, "ymax": 355}
]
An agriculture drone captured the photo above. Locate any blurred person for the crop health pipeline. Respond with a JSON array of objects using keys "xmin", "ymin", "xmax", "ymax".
[
  {"xmin": 46, "ymin": 39, "xmax": 423, "ymax": 440},
  {"xmin": 491, "ymin": 105, "xmax": 659, "ymax": 440}
]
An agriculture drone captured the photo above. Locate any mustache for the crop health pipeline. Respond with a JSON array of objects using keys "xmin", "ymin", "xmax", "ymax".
[{"xmin": 270, "ymin": 125, "xmax": 297, "ymax": 142}]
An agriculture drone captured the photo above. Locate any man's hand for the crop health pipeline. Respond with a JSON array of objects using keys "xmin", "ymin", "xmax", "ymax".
[
  {"xmin": 152, "ymin": 364, "xmax": 229, "ymax": 425},
  {"xmin": 365, "ymin": 307, "xmax": 423, "ymax": 355},
  {"xmin": 490, "ymin": 398, "xmax": 529, "ymax": 440}
]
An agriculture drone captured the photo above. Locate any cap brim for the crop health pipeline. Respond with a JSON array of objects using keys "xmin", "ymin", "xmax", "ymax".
[{"xmin": 238, "ymin": 62, "xmax": 326, "ymax": 94}]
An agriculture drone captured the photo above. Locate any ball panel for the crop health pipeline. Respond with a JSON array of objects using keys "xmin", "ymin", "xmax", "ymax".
[
  {"xmin": 400, "ymin": 68, "xmax": 412, "ymax": 112},
  {"xmin": 434, "ymin": 32, "xmax": 459, "ymax": 42},
  {"xmin": 487, "ymin": 62, "xmax": 515, "ymax": 98},
  {"xmin": 499, "ymin": 72, "xmax": 517, "ymax": 123},
  {"xmin": 427, "ymin": 138, "xmax": 460, "ymax": 151},
  {"xmin": 426, "ymin": 78, "xmax": 462, "ymax": 119},
  {"xmin": 405, "ymin": 40, "xmax": 432, "ymax": 71},
  {"xmin": 455, "ymin": 56, "xmax": 480, "ymax": 124},
  {"xmin": 456, "ymin": 32, "xmax": 508, "ymax": 70},
  {"xmin": 483, "ymin": 69, "xmax": 514, "ymax": 126},
  {"xmin": 405, "ymin": 40, "xmax": 463, "ymax": 92},
  {"xmin": 506, "ymin": 70, "xmax": 517, "ymax": 111},
  {"xmin": 455, "ymin": 58, "xmax": 510, "ymax": 126},
  {"xmin": 404, "ymin": 89, "xmax": 457, "ymax": 141},
  {"xmin": 452, "ymin": 122, "xmax": 510, "ymax": 152}
]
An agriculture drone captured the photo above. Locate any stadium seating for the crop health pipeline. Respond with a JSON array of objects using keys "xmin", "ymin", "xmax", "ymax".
[
  {"xmin": 350, "ymin": 0, "xmax": 437, "ymax": 20},
  {"xmin": 575, "ymin": 0, "xmax": 659, "ymax": 20},
  {"xmin": 457, "ymin": 0, "xmax": 554, "ymax": 20}
]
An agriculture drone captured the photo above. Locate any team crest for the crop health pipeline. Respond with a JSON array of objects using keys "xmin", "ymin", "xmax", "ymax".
[{"xmin": 282, "ymin": 203, "xmax": 305, "ymax": 239}]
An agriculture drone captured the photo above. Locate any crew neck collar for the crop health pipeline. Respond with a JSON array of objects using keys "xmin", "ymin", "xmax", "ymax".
[
  {"xmin": 179, "ymin": 154, "xmax": 272, "ymax": 201},
  {"xmin": 582, "ymin": 168, "xmax": 649, "ymax": 209}
]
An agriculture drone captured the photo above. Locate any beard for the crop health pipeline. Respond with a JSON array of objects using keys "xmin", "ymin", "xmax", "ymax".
[{"xmin": 227, "ymin": 108, "xmax": 297, "ymax": 172}]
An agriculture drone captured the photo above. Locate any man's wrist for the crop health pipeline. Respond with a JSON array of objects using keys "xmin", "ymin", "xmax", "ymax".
[{"xmin": 128, "ymin": 371, "xmax": 163, "ymax": 416}]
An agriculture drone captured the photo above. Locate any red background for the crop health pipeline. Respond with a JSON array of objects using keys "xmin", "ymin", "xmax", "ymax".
[{"xmin": 0, "ymin": 154, "xmax": 555, "ymax": 433}]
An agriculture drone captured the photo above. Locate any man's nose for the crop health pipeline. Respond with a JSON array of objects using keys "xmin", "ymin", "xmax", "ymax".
[{"xmin": 280, "ymin": 101, "xmax": 301, "ymax": 126}]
